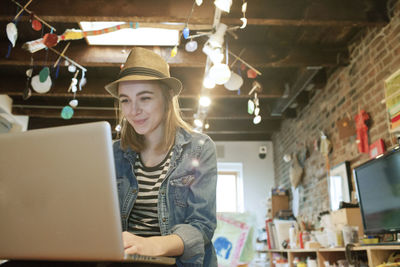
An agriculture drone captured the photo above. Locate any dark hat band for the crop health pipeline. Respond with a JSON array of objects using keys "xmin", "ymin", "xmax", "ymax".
[{"xmin": 117, "ymin": 67, "xmax": 167, "ymax": 80}]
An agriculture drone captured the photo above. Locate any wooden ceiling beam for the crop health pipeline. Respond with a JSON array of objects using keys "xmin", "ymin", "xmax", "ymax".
[
  {"xmin": 0, "ymin": 77, "xmax": 284, "ymax": 99},
  {"xmin": 0, "ymin": 0, "xmax": 388, "ymax": 27},
  {"xmin": 0, "ymin": 42, "xmax": 348, "ymax": 68}
]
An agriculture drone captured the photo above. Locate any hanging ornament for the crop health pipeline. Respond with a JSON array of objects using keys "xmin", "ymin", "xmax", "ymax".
[
  {"xmin": 240, "ymin": 18, "xmax": 247, "ymax": 29},
  {"xmin": 69, "ymin": 99, "xmax": 78, "ymax": 108},
  {"xmin": 32, "ymin": 19, "xmax": 42, "ymax": 31},
  {"xmin": 355, "ymin": 110, "xmax": 370, "ymax": 154},
  {"xmin": 247, "ymin": 69, "xmax": 257, "ymax": 79},
  {"xmin": 68, "ymin": 64, "xmax": 77, "ymax": 73},
  {"xmin": 183, "ymin": 27, "xmax": 190, "ymax": 39},
  {"xmin": 240, "ymin": 2, "xmax": 248, "ymax": 29},
  {"xmin": 61, "ymin": 106, "xmax": 74, "ymax": 119},
  {"xmin": 247, "ymin": 99, "xmax": 255, "ymax": 114},
  {"xmin": 31, "ymin": 74, "xmax": 52, "ymax": 93},
  {"xmin": 39, "ymin": 67, "xmax": 50, "ymax": 82},
  {"xmin": 23, "ymin": 68, "xmax": 33, "ymax": 100},
  {"xmin": 240, "ymin": 63, "xmax": 246, "ymax": 71},
  {"xmin": 224, "ymin": 71, "xmax": 243, "ymax": 91},
  {"xmin": 43, "ymin": 33, "xmax": 58, "ymax": 48},
  {"xmin": 78, "ymin": 70, "xmax": 87, "ymax": 90},
  {"xmin": 209, "ymin": 63, "xmax": 231, "ymax": 85},
  {"xmin": 253, "ymin": 115, "xmax": 261, "ymax": 124},
  {"xmin": 185, "ymin": 40, "xmax": 198, "ymax": 52},
  {"xmin": 171, "ymin": 46, "xmax": 178, "ymax": 57},
  {"xmin": 26, "ymin": 68, "xmax": 33, "ymax": 78},
  {"xmin": 6, "ymin": 22, "xmax": 18, "ymax": 47}
]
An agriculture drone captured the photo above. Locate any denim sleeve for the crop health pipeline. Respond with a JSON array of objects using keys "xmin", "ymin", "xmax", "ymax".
[{"xmin": 171, "ymin": 136, "xmax": 217, "ymax": 265}]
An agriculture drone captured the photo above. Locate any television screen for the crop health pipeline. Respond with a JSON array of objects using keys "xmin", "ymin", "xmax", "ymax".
[{"xmin": 354, "ymin": 147, "xmax": 400, "ymax": 235}]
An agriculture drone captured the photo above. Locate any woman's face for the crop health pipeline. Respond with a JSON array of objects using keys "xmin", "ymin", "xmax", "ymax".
[{"xmin": 118, "ymin": 80, "xmax": 166, "ymax": 138}]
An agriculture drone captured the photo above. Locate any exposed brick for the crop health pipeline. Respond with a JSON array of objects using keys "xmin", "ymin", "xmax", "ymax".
[{"xmin": 272, "ymin": 1, "xmax": 400, "ymax": 224}]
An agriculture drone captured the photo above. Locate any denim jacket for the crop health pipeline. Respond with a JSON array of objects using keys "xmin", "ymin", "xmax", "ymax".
[{"xmin": 113, "ymin": 128, "xmax": 218, "ymax": 267}]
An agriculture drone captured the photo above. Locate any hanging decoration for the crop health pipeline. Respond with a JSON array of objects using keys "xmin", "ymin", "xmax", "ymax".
[
  {"xmin": 354, "ymin": 109, "xmax": 370, "ymax": 154},
  {"xmin": 31, "ymin": 72, "xmax": 52, "ymax": 94},
  {"xmin": 185, "ymin": 39, "xmax": 198, "ymax": 52},
  {"xmin": 319, "ymin": 131, "xmax": 332, "ymax": 171},
  {"xmin": 43, "ymin": 33, "xmax": 58, "ymax": 48},
  {"xmin": 61, "ymin": 106, "xmax": 74, "ymax": 120},
  {"xmin": 11, "ymin": 0, "xmax": 56, "ymax": 32},
  {"xmin": 23, "ymin": 68, "xmax": 33, "ymax": 100},
  {"xmin": 336, "ymin": 114, "xmax": 356, "ymax": 139},
  {"xmin": 6, "ymin": 22, "xmax": 18, "ymax": 47},
  {"xmin": 247, "ymin": 81, "xmax": 262, "ymax": 124},
  {"xmin": 240, "ymin": 1, "xmax": 248, "ymax": 29},
  {"xmin": 31, "ymin": 18, "xmax": 42, "ymax": 31},
  {"xmin": 22, "ymin": 22, "xmax": 139, "ymax": 53}
]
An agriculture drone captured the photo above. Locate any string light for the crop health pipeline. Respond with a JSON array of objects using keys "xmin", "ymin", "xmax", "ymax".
[
  {"xmin": 199, "ymin": 96, "xmax": 212, "ymax": 107},
  {"xmin": 203, "ymin": 75, "xmax": 216, "ymax": 89},
  {"xmin": 214, "ymin": 0, "xmax": 232, "ymax": 13},
  {"xmin": 194, "ymin": 118, "xmax": 203, "ymax": 128}
]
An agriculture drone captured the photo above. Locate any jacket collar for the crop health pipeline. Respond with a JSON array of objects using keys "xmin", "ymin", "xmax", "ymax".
[{"xmin": 122, "ymin": 127, "xmax": 192, "ymax": 164}]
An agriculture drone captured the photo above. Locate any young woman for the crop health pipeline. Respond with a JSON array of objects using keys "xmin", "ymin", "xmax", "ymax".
[{"xmin": 104, "ymin": 47, "xmax": 218, "ymax": 266}]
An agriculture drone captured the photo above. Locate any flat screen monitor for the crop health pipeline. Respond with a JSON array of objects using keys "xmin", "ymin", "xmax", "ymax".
[{"xmin": 353, "ymin": 147, "xmax": 400, "ymax": 235}]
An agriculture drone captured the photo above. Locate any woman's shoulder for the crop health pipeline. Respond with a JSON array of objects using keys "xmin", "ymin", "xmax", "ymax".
[{"xmin": 178, "ymin": 128, "xmax": 214, "ymax": 144}]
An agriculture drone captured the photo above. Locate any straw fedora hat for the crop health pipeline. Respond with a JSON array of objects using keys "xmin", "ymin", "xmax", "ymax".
[{"xmin": 105, "ymin": 47, "xmax": 182, "ymax": 98}]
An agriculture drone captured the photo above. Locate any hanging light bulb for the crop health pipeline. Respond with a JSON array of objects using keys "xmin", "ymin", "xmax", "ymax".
[
  {"xmin": 199, "ymin": 96, "xmax": 211, "ymax": 107},
  {"xmin": 214, "ymin": 0, "xmax": 232, "ymax": 13},
  {"xmin": 203, "ymin": 75, "xmax": 216, "ymax": 89},
  {"xmin": 115, "ymin": 124, "xmax": 122, "ymax": 132},
  {"xmin": 254, "ymin": 106, "xmax": 260, "ymax": 116},
  {"xmin": 196, "ymin": 0, "xmax": 203, "ymax": 6},
  {"xmin": 209, "ymin": 63, "xmax": 231, "ymax": 85},
  {"xmin": 202, "ymin": 43, "xmax": 224, "ymax": 64},
  {"xmin": 204, "ymin": 122, "xmax": 210, "ymax": 129},
  {"xmin": 209, "ymin": 23, "xmax": 228, "ymax": 48},
  {"xmin": 194, "ymin": 118, "xmax": 203, "ymax": 128},
  {"xmin": 253, "ymin": 115, "xmax": 262, "ymax": 124}
]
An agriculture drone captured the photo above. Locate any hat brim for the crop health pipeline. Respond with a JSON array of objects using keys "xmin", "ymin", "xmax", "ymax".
[{"xmin": 105, "ymin": 75, "xmax": 182, "ymax": 98}]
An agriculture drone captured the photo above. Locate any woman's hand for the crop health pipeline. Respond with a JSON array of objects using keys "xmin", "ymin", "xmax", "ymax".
[{"xmin": 122, "ymin": 231, "xmax": 184, "ymax": 256}]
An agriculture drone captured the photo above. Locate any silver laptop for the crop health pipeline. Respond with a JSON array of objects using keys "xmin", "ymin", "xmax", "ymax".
[{"xmin": 0, "ymin": 121, "xmax": 175, "ymax": 265}]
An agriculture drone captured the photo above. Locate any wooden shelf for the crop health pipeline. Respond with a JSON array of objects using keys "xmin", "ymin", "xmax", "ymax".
[{"xmin": 266, "ymin": 245, "xmax": 400, "ymax": 267}]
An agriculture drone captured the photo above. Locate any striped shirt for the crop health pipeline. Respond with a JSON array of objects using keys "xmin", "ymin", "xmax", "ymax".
[{"xmin": 128, "ymin": 150, "xmax": 172, "ymax": 236}]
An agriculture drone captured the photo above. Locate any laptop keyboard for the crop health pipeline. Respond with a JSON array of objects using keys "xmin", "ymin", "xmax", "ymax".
[{"xmin": 124, "ymin": 254, "xmax": 176, "ymax": 265}]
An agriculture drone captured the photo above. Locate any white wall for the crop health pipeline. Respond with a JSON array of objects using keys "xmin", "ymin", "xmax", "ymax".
[{"xmin": 215, "ymin": 141, "xmax": 275, "ymax": 230}]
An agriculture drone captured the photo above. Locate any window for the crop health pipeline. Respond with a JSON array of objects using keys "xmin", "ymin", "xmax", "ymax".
[
  {"xmin": 79, "ymin": 21, "xmax": 180, "ymax": 46},
  {"xmin": 216, "ymin": 163, "xmax": 244, "ymax": 212}
]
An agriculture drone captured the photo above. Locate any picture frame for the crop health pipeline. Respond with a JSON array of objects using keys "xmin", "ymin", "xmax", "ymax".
[{"xmin": 328, "ymin": 161, "xmax": 352, "ymax": 211}]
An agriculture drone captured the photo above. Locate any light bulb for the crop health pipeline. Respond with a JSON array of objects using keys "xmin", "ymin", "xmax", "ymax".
[
  {"xmin": 253, "ymin": 115, "xmax": 262, "ymax": 124},
  {"xmin": 254, "ymin": 107, "xmax": 260, "ymax": 116},
  {"xmin": 209, "ymin": 63, "xmax": 231, "ymax": 85},
  {"xmin": 199, "ymin": 96, "xmax": 211, "ymax": 107},
  {"xmin": 194, "ymin": 119, "xmax": 203, "ymax": 128},
  {"xmin": 204, "ymin": 122, "xmax": 210, "ymax": 129},
  {"xmin": 214, "ymin": 0, "xmax": 232, "ymax": 13},
  {"xmin": 203, "ymin": 75, "xmax": 216, "ymax": 89},
  {"xmin": 115, "ymin": 124, "xmax": 122, "ymax": 132}
]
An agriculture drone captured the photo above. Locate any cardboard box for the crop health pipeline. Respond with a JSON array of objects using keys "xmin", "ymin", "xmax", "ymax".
[{"xmin": 330, "ymin": 208, "xmax": 364, "ymax": 237}]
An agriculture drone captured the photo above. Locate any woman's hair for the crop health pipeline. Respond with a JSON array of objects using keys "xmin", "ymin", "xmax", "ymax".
[{"xmin": 116, "ymin": 81, "xmax": 192, "ymax": 152}]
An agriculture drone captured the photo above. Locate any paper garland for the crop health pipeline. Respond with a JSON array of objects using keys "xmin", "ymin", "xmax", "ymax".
[{"xmin": 23, "ymin": 22, "xmax": 139, "ymax": 53}]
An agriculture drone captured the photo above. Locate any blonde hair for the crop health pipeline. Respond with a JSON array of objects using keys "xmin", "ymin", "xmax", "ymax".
[{"xmin": 116, "ymin": 82, "xmax": 192, "ymax": 152}]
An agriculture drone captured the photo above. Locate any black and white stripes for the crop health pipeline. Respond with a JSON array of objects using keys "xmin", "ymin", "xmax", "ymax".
[{"xmin": 128, "ymin": 151, "xmax": 172, "ymax": 237}]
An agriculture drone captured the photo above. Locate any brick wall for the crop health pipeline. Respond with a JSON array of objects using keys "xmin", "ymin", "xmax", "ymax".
[{"xmin": 272, "ymin": 1, "xmax": 400, "ymax": 224}]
